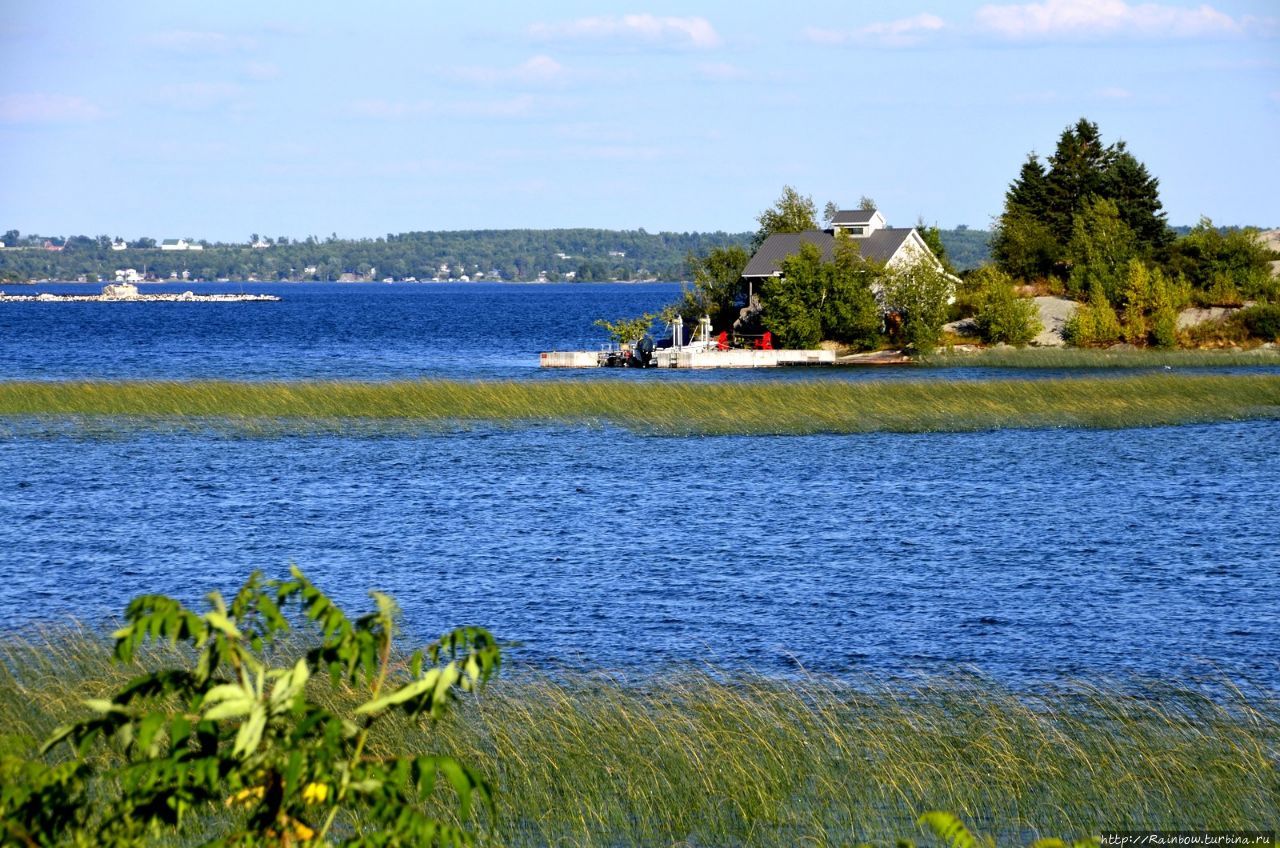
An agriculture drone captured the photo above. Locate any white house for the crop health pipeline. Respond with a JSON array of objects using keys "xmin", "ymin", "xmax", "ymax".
[
  {"xmin": 114, "ymin": 268, "xmax": 144, "ymax": 283},
  {"xmin": 160, "ymin": 239, "xmax": 204, "ymax": 251},
  {"xmin": 741, "ymin": 206, "xmax": 946, "ymax": 283},
  {"xmin": 111, "ymin": 239, "xmax": 127, "ymax": 251}
]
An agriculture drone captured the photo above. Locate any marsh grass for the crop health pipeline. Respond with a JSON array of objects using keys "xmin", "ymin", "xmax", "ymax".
[
  {"xmin": 925, "ymin": 346, "xmax": 1280, "ymax": 369},
  {"xmin": 1, "ymin": 375, "xmax": 1279, "ymax": 436},
  {"xmin": 3, "ymin": 631, "xmax": 1277, "ymax": 846}
]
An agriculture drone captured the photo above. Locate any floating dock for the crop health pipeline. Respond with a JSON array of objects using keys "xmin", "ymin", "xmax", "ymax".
[{"xmin": 540, "ymin": 347, "xmax": 835, "ymax": 368}]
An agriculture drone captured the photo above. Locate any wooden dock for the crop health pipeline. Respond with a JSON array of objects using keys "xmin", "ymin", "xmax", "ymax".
[{"xmin": 540, "ymin": 348, "xmax": 836, "ymax": 368}]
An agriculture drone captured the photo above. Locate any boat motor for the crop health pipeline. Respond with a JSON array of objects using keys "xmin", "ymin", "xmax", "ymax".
[{"xmin": 630, "ymin": 335, "xmax": 655, "ymax": 367}]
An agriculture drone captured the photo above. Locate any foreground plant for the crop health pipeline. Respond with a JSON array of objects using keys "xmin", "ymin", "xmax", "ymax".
[{"xmin": 0, "ymin": 567, "xmax": 500, "ymax": 846}]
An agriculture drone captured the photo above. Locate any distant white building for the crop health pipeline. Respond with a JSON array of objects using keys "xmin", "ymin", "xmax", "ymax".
[
  {"xmin": 114, "ymin": 268, "xmax": 144, "ymax": 283},
  {"xmin": 252, "ymin": 239, "xmax": 271, "ymax": 249},
  {"xmin": 160, "ymin": 239, "xmax": 203, "ymax": 251},
  {"xmin": 555, "ymin": 252, "xmax": 571, "ymax": 260},
  {"xmin": 608, "ymin": 250, "xmax": 626, "ymax": 258},
  {"xmin": 111, "ymin": 240, "xmax": 127, "ymax": 251}
]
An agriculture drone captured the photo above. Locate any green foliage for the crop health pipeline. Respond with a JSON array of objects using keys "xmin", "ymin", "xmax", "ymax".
[
  {"xmin": 760, "ymin": 242, "xmax": 825, "ymax": 348},
  {"xmin": 1170, "ymin": 218, "xmax": 1275, "ymax": 302},
  {"xmin": 593, "ymin": 313, "xmax": 654, "ymax": 346},
  {"xmin": 1238, "ymin": 303, "xmax": 1280, "ymax": 341},
  {"xmin": 971, "ymin": 266, "xmax": 1042, "ymax": 346},
  {"xmin": 1065, "ymin": 198, "xmax": 1137, "ymax": 302},
  {"xmin": 0, "ymin": 568, "xmax": 500, "ymax": 846},
  {"xmin": 676, "ymin": 245, "xmax": 750, "ymax": 330},
  {"xmin": 916, "ymin": 812, "xmax": 1101, "ymax": 848},
  {"xmin": 917, "ymin": 220, "xmax": 956, "ymax": 275},
  {"xmin": 752, "ymin": 185, "xmax": 819, "ymax": 250},
  {"xmin": 0, "ymin": 229, "xmax": 754, "ymax": 283},
  {"xmin": 994, "ymin": 119, "xmax": 1170, "ymax": 283},
  {"xmin": 881, "ymin": 261, "xmax": 955, "ymax": 355},
  {"xmin": 759, "ymin": 237, "xmax": 881, "ymax": 349},
  {"xmin": 1063, "ymin": 282, "xmax": 1122, "ymax": 347},
  {"xmin": 1117, "ymin": 260, "xmax": 1187, "ymax": 348}
]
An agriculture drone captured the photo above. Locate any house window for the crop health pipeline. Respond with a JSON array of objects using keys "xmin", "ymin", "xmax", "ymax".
[{"xmin": 849, "ymin": 226, "xmax": 864, "ymax": 235}]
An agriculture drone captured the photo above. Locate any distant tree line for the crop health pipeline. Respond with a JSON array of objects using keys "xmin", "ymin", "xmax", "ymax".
[{"xmin": 0, "ymin": 229, "xmax": 751, "ymax": 284}]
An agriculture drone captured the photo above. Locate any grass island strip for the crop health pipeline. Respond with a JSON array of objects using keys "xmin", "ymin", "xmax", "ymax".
[{"xmin": 1, "ymin": 375, "xmax": 1278, "ymax": 435}]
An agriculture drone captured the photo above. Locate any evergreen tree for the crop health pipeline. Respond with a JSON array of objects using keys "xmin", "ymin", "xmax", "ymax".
[
  {"xmin": 1105, "ymin": 142, "xmax": 1172, "ymax": 252},
  {"xmin": 1043, "ymin": 118, "xmax": 1111, "ymax": 246}
]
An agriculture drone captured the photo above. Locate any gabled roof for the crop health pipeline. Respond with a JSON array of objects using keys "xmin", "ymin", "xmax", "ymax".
[
  {"xmin": 830, "ymin": 208, "xmax": 879, "ymax": 226},
  {"xmin": 741, "ymin": 231, "xmax": 835, "ymax": 277},
  {"xmin": 161, "ymin": 238, "xmax": 182, "ymax": 245},
  {"xmin": 741, "ymin": 228, "xmax": 920, "ymax": 277},
  {"xmin": 858, "ymin": 228, "xmax": 916, "ymax": 264}
]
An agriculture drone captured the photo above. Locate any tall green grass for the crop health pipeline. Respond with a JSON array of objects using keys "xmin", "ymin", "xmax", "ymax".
[
  {"xmin": 926, "ymin": 346, "xmax": 1280, "ymax": 369},
  {"xmin": 1, "ymin": 375, "xmax": 1278, "ymax": 435},
  {"xmin": 3, "ymin": 630, "xmax": 1277, "ymax": 846}
]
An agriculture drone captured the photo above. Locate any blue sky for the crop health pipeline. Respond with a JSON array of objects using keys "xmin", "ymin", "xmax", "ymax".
[{"xmin": 1, "ymin": 1, "xmax": 1276, "ymax": 241}]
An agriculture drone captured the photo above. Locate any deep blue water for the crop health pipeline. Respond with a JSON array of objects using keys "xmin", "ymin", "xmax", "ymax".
[{"xmin": 1, "ymin": 282, "xmax": 1277, "ymax": 685}]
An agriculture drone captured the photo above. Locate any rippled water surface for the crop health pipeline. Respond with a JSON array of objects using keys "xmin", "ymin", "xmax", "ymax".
[{"xmin": 1, "ymin": 283, "xmax": 1277, "ymax": 684}]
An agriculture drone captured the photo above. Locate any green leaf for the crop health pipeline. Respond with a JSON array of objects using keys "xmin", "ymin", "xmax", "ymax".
[
  {"xmin": 355, "ymin": 669, "xmax": 442, "ymax": 715},
  {"xmin": 232, "ymin": 703, "xmax": 267, "ymax": 758},
  {"xmin": 918, "ymin": 812, "xmax": 983, "ymax": 848}
]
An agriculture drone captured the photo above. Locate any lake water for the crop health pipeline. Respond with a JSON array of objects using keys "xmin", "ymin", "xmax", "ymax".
[{"xmin": 1, "ymin": 282, "xmax": 1277, "ymax": 685}]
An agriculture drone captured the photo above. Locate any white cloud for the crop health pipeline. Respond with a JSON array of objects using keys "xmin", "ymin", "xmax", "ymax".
[
  {"xmin": 154, "ymin": 82, "xmax": 245, "ymax": 112},
  {"xmin": 805, "ymin": 13, "xmax": 945, "ymax": 48},
  {"xmin": 454, "ymin": 55, "xmax": 567, "ymax": 86},
  {"xmin": 1098, "ymin": 86, "xmax": 1133, "ymax": 98},
  {"xmin": 241, "ymin": 61, "xmax": 281, "ymax": 82},
  {"xmin": 975, "ymin": 0, "xmax": 1244, "ymax": 40},
  {"xmin": 141, "ymin": 30, "xmax": 258, "ymax": 53},
  {"xmin": 350, "ymin": 96, "xmax": 538, "ymax": 121},
  {"xmin": 0, "ymin": 93, "xmax": 102, "ymax": 124},
  {"xmin": 696, "ymin": 61, "xmax": 749, "ymax": 81},
  {"xmin": 529, "ymin": 14, "xmax": 721, "ymax": 49}
]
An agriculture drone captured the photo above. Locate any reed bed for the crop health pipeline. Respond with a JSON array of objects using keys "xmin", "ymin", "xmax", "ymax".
[
  {"xmin": 926, "ymin": 346, "xmax": 1280, "ymax": 369},
  {"xmin": 1, "ymin": 374, "xmax": 1278, "ymax": 436},
  {"xmin": 3, "ymin": 630, "xmax": 1277, "ymax": 846}
]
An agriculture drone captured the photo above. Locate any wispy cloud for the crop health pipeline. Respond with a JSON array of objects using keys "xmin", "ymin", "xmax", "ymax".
[
  {"xmin": 153, "ymin": 82, "xmax": 245, "ymax": 112},
  {"xmin": 350, "ymin": 96, "xmax": 539, "ymax": 121},
  {"xmin": 453, "ymin": 55, "xmax": 567, "ymax": 86},
  {"xmin": 241, "ymin": 61, "xmax": 281, "ymax": 82},
  {"xmin": 805, "ymin": 13, "xmax": 945, "ymax": 48},
  {"xmin": 0, "ymin": 93, "xmax": 102, "ymax": 124},
  {"xmin": 140, "ymin": 29, "xmax": 259, "ymax": 53},
  {"xmin": 975, "ymin": 0, "xmax": 1247, "ymax": 41},
  {"xmin": 696, "ymin": 61, "xmax": 749, "ymax": 81},
  {"xmin": 529, "ymin": 14, "xmax": 721, "ymax": 50}
]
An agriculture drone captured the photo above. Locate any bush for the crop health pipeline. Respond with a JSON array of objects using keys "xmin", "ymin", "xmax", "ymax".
[
  {"xmin": 881, "ymin": 260, "xmax": 954, "ymax": 355},
  {"xmin": 1063, "ymin": 283, "xmax": 1122, "ymax": 347},
  {"xmin": 971, "ymin": 266, "xmax": 1043, "ymax": 346},
  {"xmin": 1238, "ymin": 303, "xmax": 1280, "ymax": 341},
  {"xmin": 0, "ymin": 568, "xmax": 501, "ymax": 846}
]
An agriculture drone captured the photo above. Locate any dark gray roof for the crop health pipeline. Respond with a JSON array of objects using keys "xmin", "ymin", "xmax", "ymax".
[
  {"xmin": 741, "ymin": 231, "xmax": 835, "ymax": 278},
  {"xmin": 830, "ymin": 208, "xmax": 878, "ymax": 226},
  {"xmin": 858, "ymin": 228, "xmax": 916, "ymax": 264},
  {"xmin": 741, "ymin": 228, "xmax": 919, "ymax": 277}
]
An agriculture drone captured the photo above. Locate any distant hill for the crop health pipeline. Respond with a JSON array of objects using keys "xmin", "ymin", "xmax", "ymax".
[{"xmin": 936, "ymin": 228, "xmax": 992, "ymax": 271}]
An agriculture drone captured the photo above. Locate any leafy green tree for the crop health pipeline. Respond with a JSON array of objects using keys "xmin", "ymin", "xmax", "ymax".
[
  {"xmin": 917, "ymin": 218, "xmax": 955, "ymax": 275},
  {"xmin": 991, "ymin": 210, "xmax": 1059, "ymax": 283},
  {"xmin": 858, "ymin": 196, "xmax": 877, "ymax": 211},
  {"xmin": 972, "ymin": 266, "xmax": 1043, "ymax": 346},
  {"xmin": 881, "ymin": 261, "xmax": 954, "ymax": 354},
  {"xmin": 594, "ymin": 313, "xmax": 654, "ymax": 345},
  {"xmin": 824, "ymin": 234, "xmax": 882, "ymax": 349},
  {"xmin": 1065, "ymin": 198, "xmax": 1137, "ymax": 302},
  {"xmin": 1063, "ymin": 282, "xmax": 1123, "ymax": 346},
  {"xmin": 678, "ymin": 245, "xmax": 749, "ymax": 330},
  {"xmin": 761, "ymin": 242, "xmax": 825, "ymax": 348},
  {"xmin": 752, "ymin": 186, "xmax": 818, "ymax": 250},
  {"xmin": 1, "ymin": 567, "xmax": 500, "ymax": 846},
  {"xmin": 1168, "ymin": 217, "xmax": 1275, "ymax": 301}
]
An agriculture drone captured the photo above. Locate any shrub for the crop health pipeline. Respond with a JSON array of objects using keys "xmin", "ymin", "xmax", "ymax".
[
  {"xmin": 1063, "ymin": 282, "xmax": 1122, "ymax": 347},
  {"xmin": 882, "ymin": 260, "xmax": 955, "ymax": 355},
  {"xmin": 1238, "ymin": 303, "xmax": 1280, "ymax": 341},
  {"xmin": 0, "ymin": 568, "xmax": 501, "ymax": 846},
  {"xmin": 971, "ymin": 266, "xmax": 1043, "ymax": 346}
]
